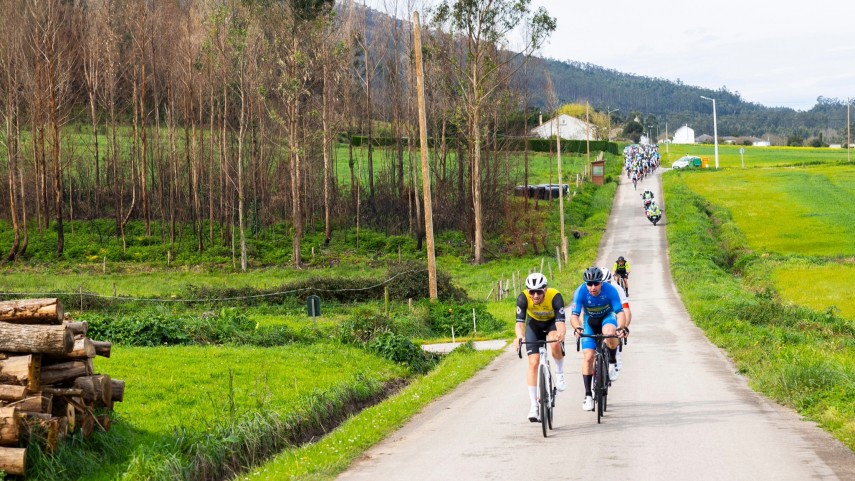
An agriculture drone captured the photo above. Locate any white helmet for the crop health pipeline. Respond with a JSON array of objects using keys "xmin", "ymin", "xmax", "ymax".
[
  {"xmin": 525, "ymin": 273, "xmax": 548, "ymax": 290},
  {"xmin": 600, "ymin": 267, "xmax": 613, "ymax": 283}
]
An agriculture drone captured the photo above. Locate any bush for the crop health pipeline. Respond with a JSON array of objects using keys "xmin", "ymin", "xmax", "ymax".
[
  {"xmin": 336, "ymin": 310, "xmax": 392, "ymax": 345},
  {"xmin": 367, "ymin": 331, "xmax": 437, "ymax": 374},
  {"xmin": 85, "ymin": 310, "xmax": 192, "ymax": 346},
  {"xmin": 386, "ymin": 262, "xmax": 469, "ymax": 302},
  {"xmin": 83, "ymin": 308, "xmax": 298, "ymax": 347},
  {"xmin": 424, "ymin": 301, "xmax": 502, "ymax": 337}
]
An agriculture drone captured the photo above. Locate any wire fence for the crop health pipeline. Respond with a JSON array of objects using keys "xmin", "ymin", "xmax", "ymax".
[{"xmin": 0, "ymin": 268, "xmax": 424, "ymax": 305}]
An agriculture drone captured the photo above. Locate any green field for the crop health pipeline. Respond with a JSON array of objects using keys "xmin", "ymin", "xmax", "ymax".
[
  {"xmin": 680, "ymin": 165, "xmax": 855, "ymax": 256},
  {"xmin": 661, "ymin": 144, "xmax": 852, "ymax": 168}
]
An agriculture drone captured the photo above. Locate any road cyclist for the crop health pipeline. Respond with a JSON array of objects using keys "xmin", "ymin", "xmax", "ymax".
[
  {"xmin": 613, "ymin": 256, "xmax": 631, "ymax": 296},
  {"xmin": 569, "ymin": 267, "xmax": 629, "ymax": 412},
  {"xmin": 513, "ymin": 273, "xmax": 567, "ymax": 422},
  {"xmin": 600, "ymin": 267, "xmax": 631, "ymax": 375}
]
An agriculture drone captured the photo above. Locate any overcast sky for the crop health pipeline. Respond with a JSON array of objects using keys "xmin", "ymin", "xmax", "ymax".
[{"xmin": 365, "ymin": 0, "xmax": 855, "ymax": 111}]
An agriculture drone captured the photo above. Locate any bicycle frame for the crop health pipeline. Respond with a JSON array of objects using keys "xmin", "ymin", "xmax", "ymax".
[
  {"xmin": 518, "ymin": 339, "xmax": 564, "ymax": 437},
  {"xmin": 576, "ymin": 333, "xmax": 624, "ymax": 424}
]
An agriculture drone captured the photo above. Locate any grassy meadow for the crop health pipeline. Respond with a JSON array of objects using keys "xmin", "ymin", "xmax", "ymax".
[
  {"xmin": 660, "ymin": 143, "xmax": 853, "ymax": 168},
  {"xmin": 665, "ymin": 163, "xmax": 855, "ymax": 450}
]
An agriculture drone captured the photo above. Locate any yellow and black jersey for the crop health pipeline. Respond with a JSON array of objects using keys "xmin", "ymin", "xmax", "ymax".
[
  {"xmin": 515, "ymin": 288, "xmax": 566, "ymax": 323},
  {"xmin": 613, "ymin": 261, "xmax": 630, "ymax": 275}
]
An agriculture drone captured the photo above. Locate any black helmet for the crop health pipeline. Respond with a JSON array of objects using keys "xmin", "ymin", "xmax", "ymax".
[
  {"xmin": 618, "ymin": 256, "xmax": 625, "ymax": 262},
  {"xmin": 583, "ymin": 266, "xmax": 605, "ymax": 283}
]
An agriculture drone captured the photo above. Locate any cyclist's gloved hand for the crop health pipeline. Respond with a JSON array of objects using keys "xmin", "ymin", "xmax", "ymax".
[
  {"xmin": 617, "ymin": 327, "xmax": 629, "ymax": 338},
  {"xmin": 573, "ymin": 327, "xmax": 583, "ymax": 338}
]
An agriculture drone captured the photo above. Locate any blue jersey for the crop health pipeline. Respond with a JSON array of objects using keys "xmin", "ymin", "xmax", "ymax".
[{"xmin": 571, "ymin": 282, "xmax": 623, "ymax": 320}]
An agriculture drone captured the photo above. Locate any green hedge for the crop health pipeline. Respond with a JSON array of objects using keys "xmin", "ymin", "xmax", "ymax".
[{"xmin": 348, "ymin": 135, "xmax": 618, "ymax": 155}]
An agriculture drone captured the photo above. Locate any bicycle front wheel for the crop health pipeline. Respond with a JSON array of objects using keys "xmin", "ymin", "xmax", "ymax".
[
  {"xmin": 539, "ymin": 366, "xmax": 549, "ymax": 437},
  {"xmin": 596, "ymin": 354, "xmax": 605, "ymax": 423}
]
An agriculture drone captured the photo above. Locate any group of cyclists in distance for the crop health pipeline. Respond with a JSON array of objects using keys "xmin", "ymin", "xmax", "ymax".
[
  {"xmin": 514, "ymin": 258, "xmax": 632, "ymax": 421},
  {"xmin": 624, "ymin": 143, "xmax": 661, "ymax": 190}
]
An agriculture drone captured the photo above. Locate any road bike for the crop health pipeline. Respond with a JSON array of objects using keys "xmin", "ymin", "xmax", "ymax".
[
  {"xmin": 576, "ymin": 332, "xmax": 626, "ymax": 424},
  {"xmin": 615, "ymin": 274, "xmax": 629, "ymax": 296},
  {"xmin": 517, "ymin": 339, "xmax": 564, "ymax": 437}
]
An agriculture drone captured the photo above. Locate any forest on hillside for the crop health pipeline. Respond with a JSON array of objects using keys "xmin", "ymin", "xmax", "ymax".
[{"xmin": 530, "ymin": 59, "xmax": 853, "ymax": 146}]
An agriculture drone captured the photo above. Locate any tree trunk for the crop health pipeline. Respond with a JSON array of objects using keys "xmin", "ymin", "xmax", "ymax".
[
  {"xmin": 0, "ymin": 298, "xmax": 64, "ymax": 324},
  {"xmin": 91, "ymin": 341, "xmax": 112, "ymax": 358},
  {"xmin": 45, "ymin": 337, "xmax": 95, "ymax": 361},
  {"xmin": 0, "ymin": 354, "xmax": 40, "ymax": 392},
  {"xmin": 0, "ymin": 385, "xmax": 27, "ymax": 402},
  {"xmin": 39, "ymin": 360, "xmax": 90, "ymax": 385},
  {"xmin": 73, "ymin": 375, "xmax": 111, "ymax": 406},
  {"xmin": 0, "ymin": 446, "xmax": 26, "ymax": 475},
  {"xmin": 63, "ymin": 321, "xmax": 87, "ymax": 336},
  {"xmin": 0, "ymin": 324, "xmax": 72, "ymax": 355},
  {"xmin": 110, "ymin": 379, "xmax": 124, "ymax": 402},
  {"xmin": 0, "ymin": 407, "xmax": 20, "ymax": 446}
]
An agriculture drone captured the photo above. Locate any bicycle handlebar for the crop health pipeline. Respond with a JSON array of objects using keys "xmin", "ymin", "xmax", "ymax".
[
  {"xmin": 516, "ymin": 339, "xmax": 565, "ymax": 359},
  {"xmin": 575, "ymin": 332, "xmax": 627, "ymax": 352}
]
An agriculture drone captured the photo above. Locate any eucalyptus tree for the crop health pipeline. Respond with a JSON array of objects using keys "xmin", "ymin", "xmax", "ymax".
[
  {"xmin": 431, "ymin": 0, "xmax": 554, "ymax": 263},
  {"xmin": 25, "ymin": 0, "xmax": 77, "ymax": 255},
  {"xmin": 267, "ymin": 0, "xmax": 335, "ymax": 267},
  {"xmin": 0, "ymin": 5, "xmax": 26, "ymax": 260}
]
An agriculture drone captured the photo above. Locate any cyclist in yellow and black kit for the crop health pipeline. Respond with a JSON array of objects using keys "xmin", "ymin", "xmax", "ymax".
[
  {"xmin": 613, "ymin": 256, "xmax": 630, "ymax": 296},
  {"xmin": 513, "ymin": 273, "xmax": 567, "ymax": 422}
]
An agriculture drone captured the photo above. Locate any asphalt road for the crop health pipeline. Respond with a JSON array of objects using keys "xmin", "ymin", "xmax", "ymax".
[{"xmin": 337, "ymin": 168, "xmax": 855, "ymax": 481}]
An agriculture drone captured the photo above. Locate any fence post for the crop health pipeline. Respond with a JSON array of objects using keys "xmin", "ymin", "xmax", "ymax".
[{"xmin": 384, "ymin": 287, "xmax": 389, "ymax": 316}]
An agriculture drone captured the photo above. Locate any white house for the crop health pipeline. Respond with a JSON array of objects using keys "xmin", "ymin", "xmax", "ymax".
[
  {"xmin": 671, "ymin": 124, "xmax": 695, "ymax": 144},
  {"xmin": 530, "ymin": 114, "xmax": 596, "ymax": 140}
]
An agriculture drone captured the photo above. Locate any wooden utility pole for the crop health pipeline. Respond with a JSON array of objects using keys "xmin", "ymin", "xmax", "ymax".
[
  {"xmin": 556, "ymin": 122, "xmax": 567, "ymax": 263},
  {"xmin": 413, "ymin": 11, "xmax": 437, "ymax": 300}
]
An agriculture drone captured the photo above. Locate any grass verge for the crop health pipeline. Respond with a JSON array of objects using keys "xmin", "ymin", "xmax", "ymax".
[{"xmin": 243, "ymin": 344, "xmax": 501, "ymax": 480}]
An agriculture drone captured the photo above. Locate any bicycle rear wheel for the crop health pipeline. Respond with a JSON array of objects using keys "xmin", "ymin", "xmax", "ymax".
[{"xmin": 539, "ymin": 366, "xmax": 549, "ymax": 437}]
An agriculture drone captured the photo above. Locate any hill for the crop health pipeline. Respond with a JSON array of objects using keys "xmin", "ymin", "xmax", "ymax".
[{"xmin": 528, "ymin": 58, "xmax": 852, "ymax": 145}]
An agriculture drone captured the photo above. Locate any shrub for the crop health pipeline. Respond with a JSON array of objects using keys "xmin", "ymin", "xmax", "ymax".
[
  {"xmin": 424, "ymin": 301, "xmax": 502, "ymax": 337},
  {"xmin": 385, "ymin": 262, "xmax": 469, "ymax": 302},
  {"xmin": 367, "ymin": 331, "xmax": 437, "ymax": 374},
  {"xmin": 336, "ymin": 310, "xmax": 392, "ymax": 345},
  {"xmin": 85, "ymin": 310, "xmax": 192, "ymax": 346}
]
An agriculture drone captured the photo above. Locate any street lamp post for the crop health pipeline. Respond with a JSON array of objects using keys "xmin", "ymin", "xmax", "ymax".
[{"xmin": 700, "ymin": 95, "xmax": 719, "ymax": 169}]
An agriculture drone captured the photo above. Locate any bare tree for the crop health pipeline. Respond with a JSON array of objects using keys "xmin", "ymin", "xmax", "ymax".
[
  {"xmin": 432, "ymin": 0, "xmax": 554, "ymax": 263},
  {"xmin": 26, "ymin": 0, "xmax": 76, "ymax": 255}
]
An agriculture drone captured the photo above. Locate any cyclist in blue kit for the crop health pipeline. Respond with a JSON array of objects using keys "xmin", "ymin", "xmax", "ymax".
[{"xmin": 569, "ymin": 267, "xmax": 629, "ymax": 411}]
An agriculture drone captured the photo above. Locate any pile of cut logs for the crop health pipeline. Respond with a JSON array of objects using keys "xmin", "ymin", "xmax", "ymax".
[{"xmin": 0, "ymin": 298, "xmax": 123, "ymax": 477}]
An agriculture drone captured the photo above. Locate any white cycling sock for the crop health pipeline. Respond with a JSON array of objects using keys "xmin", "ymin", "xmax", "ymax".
[
  {"xmin": 555, "ymin": 358, "xmax": 564, "ymax": 373},
  {"xmin": 528, "ymin": 386, "xmax": 537, "ymax": 405}
]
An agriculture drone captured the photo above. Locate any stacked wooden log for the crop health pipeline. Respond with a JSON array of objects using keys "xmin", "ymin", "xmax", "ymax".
[{"xmin": 0, "ymin": 298, "xmax": 123, "ymax": 477}]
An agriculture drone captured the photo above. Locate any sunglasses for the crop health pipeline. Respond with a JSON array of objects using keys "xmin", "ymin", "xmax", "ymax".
[
  {"xmin": 586, "ymin": 281, "xmax": 601, "ymax": 287},
  {"xmin": 528, "ymin": 289, "xmax": 545, "ymax": 296}
]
